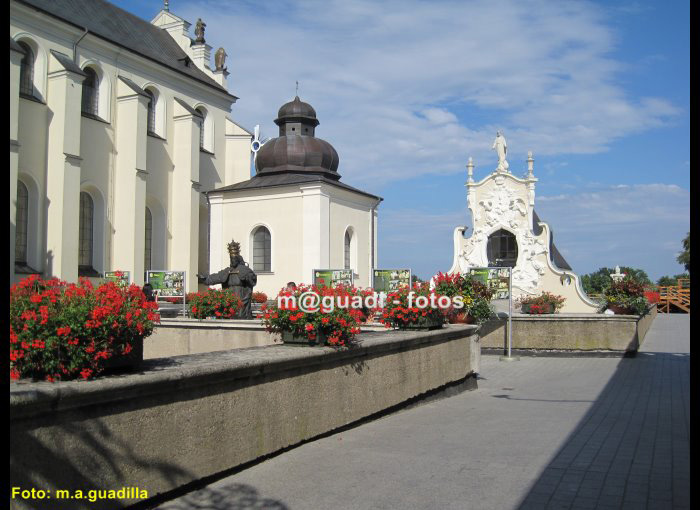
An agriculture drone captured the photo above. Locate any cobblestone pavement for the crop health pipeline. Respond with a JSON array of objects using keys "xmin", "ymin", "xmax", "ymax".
[{"xmin": 155, "ymin": 314, "xmax": 689, "ymax": 510}]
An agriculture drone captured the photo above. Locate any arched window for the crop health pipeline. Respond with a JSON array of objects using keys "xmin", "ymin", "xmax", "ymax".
[
  {"xmin": 487, "ymin": 229, "xmax": 518, "ymax": 268},
  {"xmin": 196, "ymin": 107, "xmax": 206, "ymax": 149},
  {"xmin": 18, "ymin": 41, "xmax": 34, "ymax": 97},
  {"xmin": 344, "ymin": 230, "xmax": 352, "ymax": 270},
  {"xmin": 81, "ymin": 67, "xmax": 99, "ymax": 117},
  {"xmin": 252, "ymin": 226, "xmax": 271, "ymax": 272},
  {"xmin": 144, "ymin": 207, "xmax": 153, "ymax": 270},
  {"xmin": 79, "ymin": 191, "xmax": 94, "ymax": 268},
  {"xmin": 146, "ymin": 89, "xmax": 156, "ymax": 134},
  {"xmin": 195, "ymin": 105, "xmax": 214, "ymax": 152},
  {"xmin": 15, "ymin": 181, "xmax": 29, "ymax": 263}
]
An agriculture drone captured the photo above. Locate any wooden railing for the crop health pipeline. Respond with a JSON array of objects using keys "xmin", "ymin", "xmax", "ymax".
[{"xmin": 657, "ymin": 279, "xmax": 690, "ymax": 313}]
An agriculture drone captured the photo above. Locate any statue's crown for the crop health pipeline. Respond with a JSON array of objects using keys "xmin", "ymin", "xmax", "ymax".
[{"xmin": 227, "ymin": 240, "xmax": 240, "ymax": 256}]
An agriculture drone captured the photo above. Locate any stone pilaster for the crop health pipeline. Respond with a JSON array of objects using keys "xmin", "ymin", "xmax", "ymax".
[
  {"xmin": 300, "ymin": 185, "xmax": 330, "ymax": 284},
  {"xmin": 208, "ymin": 193, "xmax": 224, "ymax": 278},
  {"xmin": 10, "ymin": 40, "xmax": 24, "ymax": 282},
  {"xmin": 224, "ymin": 117, "xmax": 252, "ymax": 185},
  {"xmin": 45, "ymin": 51, "xmax": 85, "ymax": 282},
  {"xmin": 112, "ymin": 77, "xmax": 149, "ymax": 285},
  {"xmin": 171, "ymin": 98, "xmax": 202, "ymax": 293}
]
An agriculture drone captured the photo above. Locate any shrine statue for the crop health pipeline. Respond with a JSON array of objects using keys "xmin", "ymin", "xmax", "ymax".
[
  {"xmin": 492, "ymin": 131, "xmax": 509, "ymax": 172},
  {"xmin": 199, "ymin": 240, "xmax": 257, "ymax": 319}
]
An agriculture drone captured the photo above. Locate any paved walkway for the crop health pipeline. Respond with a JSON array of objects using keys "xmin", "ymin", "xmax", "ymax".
[{"xmin": 155, "ymin": 314, "xmax": 689, "ymax": 510}]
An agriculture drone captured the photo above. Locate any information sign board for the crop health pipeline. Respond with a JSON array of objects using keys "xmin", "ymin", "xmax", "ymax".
[
  {"xmin": 372, "ymin": 269, "xmax": 411, "ymax": 292},
  {"xmin": 313, "ymin": 269, "xmax": 354, "ymax": 288}
]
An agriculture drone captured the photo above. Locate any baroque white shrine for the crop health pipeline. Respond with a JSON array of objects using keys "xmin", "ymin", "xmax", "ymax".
[{"xmin": 448, "ymin": 134, "xmax": 598, "ymax": 313}]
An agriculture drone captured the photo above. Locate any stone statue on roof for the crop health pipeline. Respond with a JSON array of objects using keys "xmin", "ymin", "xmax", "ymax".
[
  {"xmin": 194, "ymin": 18, "xmax": 206, "ymax": 44},
  {"xmin": 492, "ymin": 131, "xmax": 509, "ymax": 173},
  {"xmin": 214, "ymin": 47, "xmax": 227, "ymax": 71}
]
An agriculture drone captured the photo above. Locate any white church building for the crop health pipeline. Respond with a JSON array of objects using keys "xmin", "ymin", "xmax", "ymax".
[
  {"xmin": 10, "ymin": 0, "xmax": 252, "ymax": 291},
  {"xmin": 449, "ymin": 136, "xmax": 598, "ymax": 313},
  {"xmin": 10, "ymin": 0, "xmax": 381, "ymax": 298}
]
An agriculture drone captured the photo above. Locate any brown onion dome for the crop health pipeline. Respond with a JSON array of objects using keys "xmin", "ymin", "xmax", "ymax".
[
  {"xmin": 276, "ymin": 96, "xmax": 318, "ymax": 126},
  {"xmin": 255, "ymin": 96, "xmax": 340, "ymax": 180}
]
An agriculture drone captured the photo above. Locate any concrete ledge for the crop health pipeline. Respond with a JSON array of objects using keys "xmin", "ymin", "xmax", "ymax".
[
  {"xmin": 480, "ymin": 304, "xmax": 657, "ymax": 353},
  {"xmin": 10, "ymin": 325, "xmax": 479, "ymax": 509},
  {"xmin": 145, "ymin": 319, "xmax": 390, "ymax": 358},
  {"xmin": 145, "ymin": 318, "xmax": 280, "ymax": 358}
]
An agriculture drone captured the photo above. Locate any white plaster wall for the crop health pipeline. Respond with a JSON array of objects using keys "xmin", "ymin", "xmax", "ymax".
[
  {"xmin": 212, "ymin": 183, "xmax": 379, "ymax": 298},
  {"xmin": 328, "ymin": 191, "xmax": 376, "ymax": 289},
  {"xmin": 214, "ymin": 188, "xmax": 304, "ymax": 298}
]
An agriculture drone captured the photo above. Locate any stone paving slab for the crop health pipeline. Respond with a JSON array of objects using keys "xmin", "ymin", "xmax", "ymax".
[{"xmin": 152, "ymin": 315, "xmax": 689, "ymax": 510}]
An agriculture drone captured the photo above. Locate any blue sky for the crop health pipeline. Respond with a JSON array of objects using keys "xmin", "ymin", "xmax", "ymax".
[{"xmin": 115, "ymin": 0, "xmax": 689, "ymax": 281}]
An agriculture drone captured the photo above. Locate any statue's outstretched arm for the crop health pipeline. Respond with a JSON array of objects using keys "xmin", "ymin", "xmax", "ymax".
[{"xmin": 205, "ymin": 269, "xmax": 227, "ymax": 286}]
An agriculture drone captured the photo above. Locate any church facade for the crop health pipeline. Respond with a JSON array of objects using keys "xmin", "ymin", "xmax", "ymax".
[
  {"xmin": 208, "ymin": 97, "xmax": 382, "ymax": 297},
  {"xmin": 449, "ymin": 142, "xmax": 598, "ymax": 313},
  {"xmin": 10, "ymin": 0, "xmax": 253, "ymax": 291}
]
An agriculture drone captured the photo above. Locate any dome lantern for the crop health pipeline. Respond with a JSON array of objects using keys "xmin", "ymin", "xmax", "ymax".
[{"xmin": 255, "ymin": 96, "xmax": 340, "ymax": 180}]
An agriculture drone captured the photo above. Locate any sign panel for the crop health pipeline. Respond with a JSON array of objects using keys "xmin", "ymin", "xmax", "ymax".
[
  {"xmin": 372, "ymin": 269, "xmax": 411, "ymax": 292},
  {"xmin": 146, "ymin": 270, "xmax": 186, "ymax": 298},
  {"xmin": 313, "ymin": 269, "xmax": 354, "ymax": 288},
  {"xmin": 104, "ymin": 270, "xmax": 130, "ymax": 286},
  {"xmin": 468, "ymin": 267, "xmax": 511, "ymax": 300}
]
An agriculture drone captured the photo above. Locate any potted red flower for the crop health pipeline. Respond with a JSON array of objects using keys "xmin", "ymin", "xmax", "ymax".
[
  {"xmin": 10, "ymin": 274, "xmax": 159, "ymax": 381},
  {"xmin": 261, "ymin": 284, "xmax": 362, "ymax": 346},
  {"xmin": 432, "ymin": 272, "xmax": 494, "ymax": 324},
  {"xmin": 187, "ymin": 289, "xmax": 243, "ymax": 319},
  {"xmin": 380, "ymin": 282, "xmax": 445, "ymax": 330},
  {"xmin": 604, "ymin": 279, "xmax": 648, "ymax": 315},
  {"xmin": 518, "ymin": 292, "xmax": 566, "ymax": 314}
]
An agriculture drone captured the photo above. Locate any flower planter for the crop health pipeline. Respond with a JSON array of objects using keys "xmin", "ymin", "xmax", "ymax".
[
  {"xmin": 281, "ymin": 331, "xmax": 328, "ymax": 346},
  {"xmin": 448, "ymin": 311, "xmax": 475, "ymax": 324},
  {"xmin": 607, "ymin": 304, "xmax": 635, "ymax": 315},
  {"xmin": 103, "ymin": 337, "xmax": 144, "ymax": 373},
  {"xmin": 521, "ymin": 303, "xmax": 555, "ymax": 314},
  {"xmin": 396, "ymin": 318, "xmax": 444, "ymax": 330}
]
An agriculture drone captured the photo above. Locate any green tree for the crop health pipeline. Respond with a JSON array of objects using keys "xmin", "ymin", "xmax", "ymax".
[
  {"xmin": 676, "ymin": 232, "xmax": 690, "ymax": 272},
  {"xmin": 581, "ymin": 267, "xmax": 652, "ymax": 294},
  {"xmin": 656, "ymin": 273, "xmax": 690, "ymax": 287}
]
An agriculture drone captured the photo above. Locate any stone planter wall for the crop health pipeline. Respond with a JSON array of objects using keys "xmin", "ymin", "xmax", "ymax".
[
  {"xmin": 480, "ymin": 304, "xmax": 657, "ymax": 353},
  {"xmin": 144, "ymin": 318, "xmax": 281, "ymax": 358},
  {"xmin": 10, "ymin": 325, "xmax": 479, "ymax": 510}
]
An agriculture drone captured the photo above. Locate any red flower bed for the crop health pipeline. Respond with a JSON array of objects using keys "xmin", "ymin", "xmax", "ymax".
[
  {"xmin": 261, "ymin": 284, "xmax": 362, "ymax": 346},
  {"xmin": 187, "ymin": 289, "xmax": 242, "ymax": 319},
  {"xmin": 380, "ymin": 282, "xmax": 446, "ymax": 329},
  {"xmin": 644, "ymin": 291, "xmax": 660, "ymax": 304},
  {"xmin": 10, "ymin": 274, "xmax": 159, "ymax": 382},
  {"xmin": 252, "ymin": 291, "xmax": 268, "ymax": 304},
  {"xmin": 163, "ymin": 296, "xmax": 186, "ymax": 304}
]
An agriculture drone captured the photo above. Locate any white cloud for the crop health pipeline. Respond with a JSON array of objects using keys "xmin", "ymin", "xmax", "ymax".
[
  {"xmin": 375, "ymin": 183, "xmax": 688, "ymax": 280},
  {"xmin": 179, "ymin": 0, "xmax": 680, "ymax": 186},
  {"xmin": 536, "ymin": 184, "xmax": 689, "ymax": 279}
]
